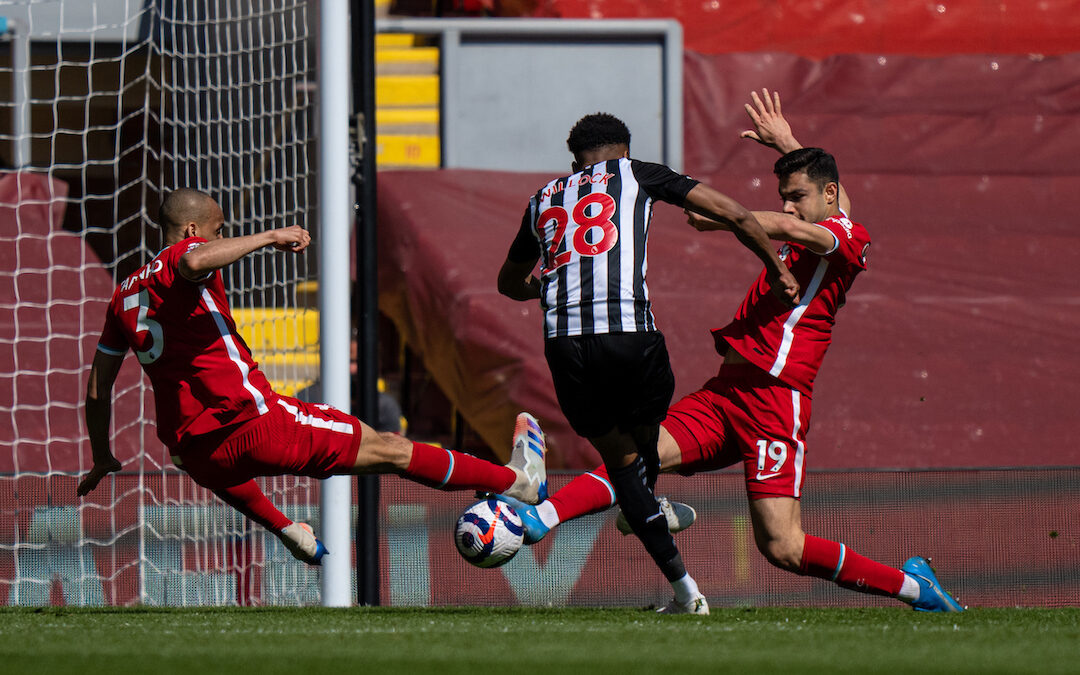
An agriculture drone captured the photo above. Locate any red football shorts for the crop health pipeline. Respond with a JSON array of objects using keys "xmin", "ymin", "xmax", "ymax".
[
  {"xmin": 660, "ymin": 362, "xmax": 812, "ymax": 499},
  {"xmin": 173, "ymin": 395, "xmax": 363, "ymax": 489}
]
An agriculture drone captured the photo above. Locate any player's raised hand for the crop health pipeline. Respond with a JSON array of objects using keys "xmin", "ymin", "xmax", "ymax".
[
  {"xmin": 740, "ymin": 89, "xmax": 801, "ymax": 154},
  {"xmin": 77, "ymin": 456, "xmax": 123, "ymax": 496},
  {"xmin": 269, "ymin": 225, "xmax": 311, "ymax": 253}
]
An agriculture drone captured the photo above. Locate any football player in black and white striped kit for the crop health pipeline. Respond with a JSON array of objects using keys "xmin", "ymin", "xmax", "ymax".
[{"xmin": 499, "ymin": 113, "xmax": 799, "ymax": 613}]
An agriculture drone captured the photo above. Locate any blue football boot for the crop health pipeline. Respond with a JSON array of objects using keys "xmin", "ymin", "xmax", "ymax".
[
  {"xmin": 493, "ymin": 493, "xmax": 551, "ymax": 545},
  {"xmin": 902, "ymin": 556, "xmax": 965, "ymax": 612}
]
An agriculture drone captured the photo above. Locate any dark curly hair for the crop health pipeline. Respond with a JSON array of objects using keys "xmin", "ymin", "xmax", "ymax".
[
  {"xmin": 774, "ymin": 147, "xmax": 839, "ymax": 189},
  {"xmin": 566, "ymin": 113, "xmax": 631, "ymax": 157}
]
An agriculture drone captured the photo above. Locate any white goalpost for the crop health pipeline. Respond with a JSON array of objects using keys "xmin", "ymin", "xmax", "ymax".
[{"xmin": 0, "ymin": 0, "xmax": 353, "ymax": 606}]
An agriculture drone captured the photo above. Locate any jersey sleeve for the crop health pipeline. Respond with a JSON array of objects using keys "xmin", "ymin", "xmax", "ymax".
[
  {"xmin": 97, "ymin": 303, "xmax": 129, "ymax": 356},
  {"xmin": 816, "ymin": 215, "xmax": 869, "ymax": 270},
  {"xmin": 506, "ymin": 201, "xmax": 541, "ymax": 263},
  {"xmin": 630, "ymin": 159, "xmax": 700, "ymax": 206},
  {"xmin": 169, "ymin": 237, "xmax": 213, "ymax": 282}
]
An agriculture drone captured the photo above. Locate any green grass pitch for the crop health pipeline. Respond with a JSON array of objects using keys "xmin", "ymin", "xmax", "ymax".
[{"xmin": 2, "ymin": 607, "xmax": 1078, "ymax": 674}]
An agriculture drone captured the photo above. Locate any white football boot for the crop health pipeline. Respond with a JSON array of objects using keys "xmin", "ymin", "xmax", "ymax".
[
  {"xmin": 656, "ymin": 593, "xmax": 710, "ymax": 615},
  {"xmin": 616, "ymin": 496, "xmax": 697, "ymax": 535},
  {"xmin": 279, "ymin": 522, "xmax": 328, "ymax": 565},
  {"xmin": 503, "ymin": 412, "xmax": 547, "ymax": 504}
]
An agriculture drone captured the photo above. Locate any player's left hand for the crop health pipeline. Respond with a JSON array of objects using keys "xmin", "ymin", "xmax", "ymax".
[
  {"xmin": 77, "ymin": 457, "xmax": 123, "ymax": 496},
  {"xmin": 740, "ymin": 88, "xmax": 801, "ymax": 154}
]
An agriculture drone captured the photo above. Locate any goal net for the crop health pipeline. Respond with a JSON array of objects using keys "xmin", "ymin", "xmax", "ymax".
[{"xmin": 0, "ymin": 0, "xmax": 326, "ymax": 606}]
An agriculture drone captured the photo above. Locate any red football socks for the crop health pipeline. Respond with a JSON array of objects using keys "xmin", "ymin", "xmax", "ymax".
[
  {"xmin": 404, "ymin": 441, "xmax": 515, "ymax": 493},
  {"xmin": 213, "ymin": 480, "xmax": 292, "ymax": 532},
  {"xmin": 800, "ymin": 533, "xmax": 904, "ymax": 597},
  {"xmin": 548, "ymin": 464, "xmax": 618, "ymax": 522}
]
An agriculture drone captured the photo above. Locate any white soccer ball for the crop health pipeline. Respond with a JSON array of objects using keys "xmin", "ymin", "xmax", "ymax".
[{"xmin": 454, "ymin": 498, "xmax": 525, "ymax": 568}]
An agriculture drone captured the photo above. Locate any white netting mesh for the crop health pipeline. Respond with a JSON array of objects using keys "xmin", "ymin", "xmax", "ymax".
[{"xmin": 0, "ymin": 0, "xmax": 323, "ymax": 606}]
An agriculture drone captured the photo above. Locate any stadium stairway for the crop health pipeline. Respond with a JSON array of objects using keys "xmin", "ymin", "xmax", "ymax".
[
  {"xmin": 232, "ymin": 307, "xmax": 320, "ymax": 397},
  {"xmin": 232, "ymin": 20, "xmax": 441, "ymax": 428},
  {"xmin": 232, "ymin": 30, "xmax": 442, "ymax": 394},
  {"xmin": 375, "ymin": 32, "xmax": 441, "ymax": 168}
]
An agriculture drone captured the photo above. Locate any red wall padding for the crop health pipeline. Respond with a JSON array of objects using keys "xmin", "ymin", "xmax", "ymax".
[
  {"xmin": 377, "ymin": 50, "xmax": 1080, "ymax": 470},
  {"xmin": 0, "ymin": 172, "xmax": 155, "ymax": 474},
  {"xmin": 545, "ymin": 0, "xmax": 1080, "ymax": 58}
]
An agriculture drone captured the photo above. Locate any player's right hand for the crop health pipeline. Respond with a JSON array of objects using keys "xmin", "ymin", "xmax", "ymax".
[
  {"xmin": 76, "ymin": 457, "xmax": 123, "ymax": 497},
  {"xmin": 269, "ymin": 225, "xmax": 311, "ymax": 253},
  {"xmin": 769, "ymin": 268, "xmax": 801, "ymax": 307}
]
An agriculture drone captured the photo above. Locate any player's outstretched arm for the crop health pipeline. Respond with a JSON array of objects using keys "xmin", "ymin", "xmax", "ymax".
[
  {"xmin": 78, "ymin": 350, "xmax": 125, "ymax": 496},
  {"xmin": 179, "ymin": 226, "xmax": 311, "ymax": 280},
  {"xmin": 750, "ymin": 211, "xmax": 838, "ymax": 255},
  {"xmin": 741, "ymin": 88, "xmax": 852, "ymax": 216},
  {"xmin": 687, "ymin": 208, "xmax": 836, "ymax": 255},
  {"xmin": 683, "ymin": 184, "xmax": 800, "ymax": 306}
]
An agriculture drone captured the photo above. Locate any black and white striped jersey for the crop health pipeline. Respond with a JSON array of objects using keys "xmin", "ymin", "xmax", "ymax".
[{"xmin": 508, "ymin": 157, "xmax": 699, "ymax": 338}]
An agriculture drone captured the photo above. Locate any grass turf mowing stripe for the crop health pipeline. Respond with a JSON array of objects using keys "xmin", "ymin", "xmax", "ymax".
[{"xmin": 0, "ymin": 607, "xmax": 1077, "ymax": 675}]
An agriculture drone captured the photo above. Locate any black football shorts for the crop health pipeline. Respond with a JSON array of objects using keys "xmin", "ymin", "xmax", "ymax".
[{"xmin": 544, "ymin": 331, "xmax": 675, "ymax": 438}]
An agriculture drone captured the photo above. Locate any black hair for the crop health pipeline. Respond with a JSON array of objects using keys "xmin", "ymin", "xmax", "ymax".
[
  {"xmin": 566, "ymin": 113, "xmax": 631, "ymax": 157},
  {"xmin": 774, "ymin": 147, "xmax": 839, "ymax": 190}
]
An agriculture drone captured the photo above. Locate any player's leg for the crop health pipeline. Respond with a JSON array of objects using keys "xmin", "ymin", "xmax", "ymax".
[
  {"xmin": 170, "ymin": 416, "xmax": 326, "ymax": 564},
  {"xmin": 211, "ymin": 479, "xmax": 292, "ymax": 532},
  {"xmin": 747, "ymin": 496, "xmax": 961, "ymax": 609},
  {"xmin": 179, "ymin": 437, "xmax": 328, "ymax": 566},
  {"xmin": 499, "ymin": 384, "xmax": 731, "ymax": 543},
  {"xmin": 497, "ymin": 463, "xmax": 616, "ymax": 544},
  {"xmin": 541, "ymin": 332, "xmax": 706, "ymax": 613},
  {"xmin": 735, "ymin": 379, "xmax": 962, "ymax": 611},
  {"xmin": 588, "ymin": 423, "xmax": 706, "ymax": 614},
  {"xmin": 504, "ymin": 426, "xmax": 690, "ymax": 542},
  {"xmin": 350, "ymin": 411, "xmax": 547, "ymax": 503},
  {"xmin": 212, "ymin": 481, "xmax": 328, "ymax": 564},
  {"xmin": 257, "ymin": 395, "xmax": 543, "ymax": 501},
  {"xmin": 749, "ymin": 495, "xmax": 909, "ymax": 594}
]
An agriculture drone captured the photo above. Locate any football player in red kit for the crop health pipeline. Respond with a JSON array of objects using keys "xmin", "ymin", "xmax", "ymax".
[
  {"xmin": 497, "ymin": 89, "xmax": 964, "ymax": 612},
  {"xmin": 79, "ymin": 188, "xmax": 546, "ymax": 564}
]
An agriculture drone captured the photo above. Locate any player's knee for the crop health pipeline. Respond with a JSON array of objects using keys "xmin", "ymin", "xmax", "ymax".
[
  {"xmin": 656, "ymin": 428, "xmax": 682, "ymax": 473},
  {"xmin": 354, "ymin": 431, "xmax": 412, "ymax": 472},
  {"xmin": 756, "ymin": 533, "xmax": 803, "ymax": 572}
]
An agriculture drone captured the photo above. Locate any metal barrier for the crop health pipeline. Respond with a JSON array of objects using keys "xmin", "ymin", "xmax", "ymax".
[{"xmin": 376, "ymin": 18, "xmax": 684, "ymax": 172}]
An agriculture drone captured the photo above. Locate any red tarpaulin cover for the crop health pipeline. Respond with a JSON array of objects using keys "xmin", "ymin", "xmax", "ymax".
[
  {"xmin": 0, "ymin": 172, "xmax": 155, "ymax": 473},
  {"xmin": 377, "ymin": 51, "xmax": 1080, "ymax": 470},
  {"xmin": 544, "ymin": 0, "xmax": 1080, "ymax": 58}
]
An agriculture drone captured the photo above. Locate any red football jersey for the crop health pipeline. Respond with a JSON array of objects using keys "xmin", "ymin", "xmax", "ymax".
[
  {"xmin": 97, "ymin": 237, "xmax": 276, "ymax": 450},
  {"xmin": 714, "ymin": 214, "xmax": 870, "ymax": 396}
]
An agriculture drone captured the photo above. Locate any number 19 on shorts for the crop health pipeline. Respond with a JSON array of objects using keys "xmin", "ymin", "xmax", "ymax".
[{"xmin": 755, "ymin": 439, "xmax": 787, "ymax": 478}]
